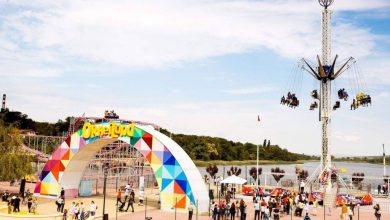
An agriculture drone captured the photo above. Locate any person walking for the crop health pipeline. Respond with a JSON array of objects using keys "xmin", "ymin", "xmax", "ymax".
[
  {"xmin": 79, "ymin": 202, "xmax": 85, "ymax": 220},
  {"xmin": 63, "ymin": 209, "xmax": 68, "ymax": 220},
  {"xmin": 259, "ymin": 188, "xmax": 264, "ymax": 201},
  {"xmin": 349, "ymin": 201, "xmax": 355, "ymax": 215},
  {"xmin": 61, "ymin": 196, "xmax": 65, "ymax": 213},
  {"xmin": 300, "ymin": 180, "xmax": 305, "ymax": 194},
  {"xmin": 374, "ymin": 203, "xmax": 381, "ymax": 220},
  {"xmin": 230, "ymin": 202, "xmax": 236, "ymax": 220},
  {"xmin": 2, "ymin": 190, "xmax": 10, "ymax": 202},
  {"xmin": 56, "ymin": 197, "xmax": 63, "ymax": 212},
  {"xmin": 124, "ymin": 183, "xmax": 131, "ymax": 202},
  {"xmin": 304, "ymin": 213, "xmax": 311, "ymax": 220},
  {"xmin": 267, "ymin": 199, "xmax": 273, "ymax": 217},
  {"xmin": 74, "ymin": 203, "xmax": 80, "ymax": 219},
  {"xmin": 125, "ymin": 192, "xmax": 135, "ymax": 212},
  {"xmin": 212, "ymin": 204, "xmax": 218, "ymax": 220},
  {"xmin": 220, "ymin": 201, "xmax": 226, "ymax": 220},
  {"xmin": 13, "ymin": 195, "xmax": 21, "ymax": 213},
  {"xmin": 239, "ymin": 199, "xmax": 246, "ymax": 220},
  {"xmin": 89, "ymin": 201, "xmax": 97, "ymax": 217},
  {"xmin": 226, "ymin": 202, "xmax": 231, "ymax": 219},
  {"xmin": 188, "ymin": 202, "xmax": 194, "ymax": 220},
  {"xmin": 27, "ymin": 196, "xmax": 33, "ymax": 213},
  {"xmin": 30, "ymin": 198, "xmax": 37, "ymax": 214},
  {"xmin": 303, "ymin": 202, "xmax": 310, "ymax": 217},
  {"xmin": 69, "ymin": 201, "xmax": 76, "ymax": 219},
  {"xmin": 7, "ymin": 199, "xmax": 12, "ymax": 214},
  {"xmin": 347, "ymin": 205, "xmax": 353, "ymax": 220},
  {"xmin": 341, "ymin": 203, "xmax": 348, "ymax": 220},
  {"xmin": 263, "ymin": 207, "xmax": 269, "ymax": 220},
  {"xmin": 254, "ymin": 200, "xmax": 260, "ymax": 220},
  {"xmin": 60, "ymin": 187, "xmax": 65, "ymax": 198},
  {"xmin": 21, "ymin": 191, "xmax": 26, "ymax": 205},
  {"xmin": 116, "ymin": 188, "xmax": 122, "ymax": 206},
  {"xmin": 236, "ymin": 200, "xmax": 240, "ymax": 218}
]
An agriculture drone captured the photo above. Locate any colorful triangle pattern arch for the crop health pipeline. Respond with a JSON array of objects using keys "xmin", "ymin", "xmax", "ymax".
[{"xmin": 33, "ymin": 122, "xmax": 208, "ymax": 212}]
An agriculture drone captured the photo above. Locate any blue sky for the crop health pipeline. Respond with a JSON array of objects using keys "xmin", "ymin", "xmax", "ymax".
[{"xmin": 1, "ymin": 0, "xmax": 389, "ymax": 156}]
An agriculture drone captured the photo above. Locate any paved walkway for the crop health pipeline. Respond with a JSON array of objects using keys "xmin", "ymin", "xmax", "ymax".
[
  {"xmin": 114, "ymin": 206, "xmax": 389, "ymax": 220},
  {"xmin": 1, "ymin": 182, "xmax": 389, "ymax": 220}
]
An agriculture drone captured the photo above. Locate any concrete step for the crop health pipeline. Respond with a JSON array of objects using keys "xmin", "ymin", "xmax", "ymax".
[{"xmin": 323, "ymin": 188, "xmax": 337, "ymax": 207}]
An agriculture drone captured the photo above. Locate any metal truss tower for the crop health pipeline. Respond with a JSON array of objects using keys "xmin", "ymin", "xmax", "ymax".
[
  {"xmin": 319, "ymin": 0, "xmax": 333, "ymax": 177},
  {"xmin": 302, "ymin": 0, "xmax": 354, "ymax": 184}
]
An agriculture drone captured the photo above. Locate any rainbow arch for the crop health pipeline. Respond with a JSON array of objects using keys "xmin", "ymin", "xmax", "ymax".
[{"xmin": 34, "ymin": 122, "xmax": 208, "ymax": 212}]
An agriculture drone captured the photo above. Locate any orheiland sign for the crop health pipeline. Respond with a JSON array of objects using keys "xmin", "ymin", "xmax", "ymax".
[{"xmin": 82, "ymin": 122, "xmax": 135, "ymax": 139}]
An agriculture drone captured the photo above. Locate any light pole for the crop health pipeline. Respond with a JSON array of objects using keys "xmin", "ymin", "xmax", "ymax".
[
  {"xmin": 256, "ymin": 115, "xmax": 261, "ymax": 190},
  {"xmin": 102, "ymin": 166, "xmax": 108, "ymax": 220}
]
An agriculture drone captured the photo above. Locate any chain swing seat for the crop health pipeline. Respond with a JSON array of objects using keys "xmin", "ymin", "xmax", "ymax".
[
  {"xmin": 351, "ymin": 92, "xmax": 371, "ymax": 110},
  {"xmin": 337, "ymin": 88, "xmax": 349, "ymax": 101},
  {"xmin": 311, "ymin": 90, "xmax": 319, "ymax": 99},
  {"xmin": 309, "ymin": 102, "xmax": 318, "ymax": 110},
  {"xmin": 333, "ymin": 101, "xmax": 340, "ymax": 111}
]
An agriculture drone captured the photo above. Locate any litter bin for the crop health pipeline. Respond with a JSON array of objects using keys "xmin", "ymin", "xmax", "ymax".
[{"xmin": 145, "ymin": 217, "xmax": 152, "ymax": 220}]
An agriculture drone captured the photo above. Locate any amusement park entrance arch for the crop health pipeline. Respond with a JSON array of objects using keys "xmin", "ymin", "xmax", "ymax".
[{"xmin": 34, "ymin": 122, "xmax": 208, "ymax": 212}]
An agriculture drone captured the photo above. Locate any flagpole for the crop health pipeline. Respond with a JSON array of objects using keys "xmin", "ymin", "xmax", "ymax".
[
  {"xmin": 256, "ymin": 142, "xmax": 259, "ymax": 189},
  {"xmin": 256, "ymin": 115, "xmax": 260, "ymax": 190}
]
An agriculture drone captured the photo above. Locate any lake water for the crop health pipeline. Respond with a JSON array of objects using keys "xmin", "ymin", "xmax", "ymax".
[{"xmin": 198, "ymin": 161, "xmax": 390, "ymax": 188}]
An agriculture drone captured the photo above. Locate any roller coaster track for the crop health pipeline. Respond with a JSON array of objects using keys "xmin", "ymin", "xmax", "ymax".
[{"xmin": 21, "ymin": 143, "xmax": 50, "ymax": 161}]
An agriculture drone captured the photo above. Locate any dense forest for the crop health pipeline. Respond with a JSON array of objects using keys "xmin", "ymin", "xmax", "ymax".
[
  {"xmin": 0, "ymin": 109, "xmax": 318, "ymax": 162},
  {"xmin": 0, "ymin": 109, "xmax": 71, "ymax": 136},
  {"xmin": 159, "ymin": 129, "xmax": 317, "ymax": 161}
]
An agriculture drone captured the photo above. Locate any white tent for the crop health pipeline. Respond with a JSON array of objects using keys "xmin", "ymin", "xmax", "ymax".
[{"xmin": 220, "ymin": 175, "xmax": 247, "ymax": 185}]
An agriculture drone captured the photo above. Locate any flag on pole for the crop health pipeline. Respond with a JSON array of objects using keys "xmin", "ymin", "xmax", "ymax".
[{"xmin": 257, "ymin": 115, "xmax": 261, "ymax": 122}]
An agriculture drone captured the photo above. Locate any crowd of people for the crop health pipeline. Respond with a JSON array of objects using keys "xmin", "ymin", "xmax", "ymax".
[
  {"xmin": 55, "ymin": 187, "xmax": 98, "ymax": 220},
  {"xmin": 377, "ymin": 183, "xmax": 389, "ymax": 195},
  {"xmin": 210, "ymin": 199, "xmax": 244, "ymax": 220},
  {"xmin": 206, "ymin": 180, "xmax": 384, "ymax": 220},
  {"xmin": 2, "ymin": 189, "xmax": 37, "ymax": 214}
]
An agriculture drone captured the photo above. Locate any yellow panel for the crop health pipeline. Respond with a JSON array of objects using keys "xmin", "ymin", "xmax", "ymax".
[
  {"xmin": 40, "ymin": 182, "xmax": 51, "ymax": 195},
  {"xmin": 61, "ymin": 160, "xmax": 70, "ymax": 167},
  {"xmin": 151, "ymin": 153, "xmax": 162, "ymax": 165}
]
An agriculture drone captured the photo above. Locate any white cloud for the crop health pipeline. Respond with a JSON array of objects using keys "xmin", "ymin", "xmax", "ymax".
[
  {"xmin": 0, "ymin": 0, "xmax": 389, "ymax": 157},
  {"xmin": 224, "ymin": 86, "xmax": 276, "ymax": 95},
  {"xmin": 0, "ymin": 0, "xmax": 388, "ymax": 72},
  {"xmin": 334, "ymin": 131, "xmax": 361, "ymax": 142}
]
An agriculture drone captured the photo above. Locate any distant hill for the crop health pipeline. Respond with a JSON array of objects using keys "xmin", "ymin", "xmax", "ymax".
[{"xmin": 0, "ymin": 109, "xmax": 319, "ymax": 162}]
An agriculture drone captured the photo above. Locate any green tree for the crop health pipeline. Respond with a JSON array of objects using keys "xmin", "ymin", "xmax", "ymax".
[{"xmin": 0, "ymin": 122, "xmax": 34, "ymax": 181}]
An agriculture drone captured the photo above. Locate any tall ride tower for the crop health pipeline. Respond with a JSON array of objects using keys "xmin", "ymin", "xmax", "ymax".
[
  {"xmin": 302, "ymin": 0, "xmax": 354, "ymax": 180},
  {"xmin": 319, "ymin": 0, "xmax": 333, "ymax": 174}
]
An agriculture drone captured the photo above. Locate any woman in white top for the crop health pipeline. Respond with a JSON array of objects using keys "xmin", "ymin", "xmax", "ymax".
[
  {"xmin": 254, "ymin": 201, "xmax": 260, "ymax": 220},
  {"xmin": 303, "ymin": 202, "xmax": 310, "ymax": 217},
  {"xmin": 264, "ymin": 207, "xmax": 270, "ymax": 220},
  {"xmin": 69, "ymin": 202, "xmax": 76, "ymax": 219},
  {"xmin": 89, "ymin": 201, "xmax": 97, "ymax": 217}
]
